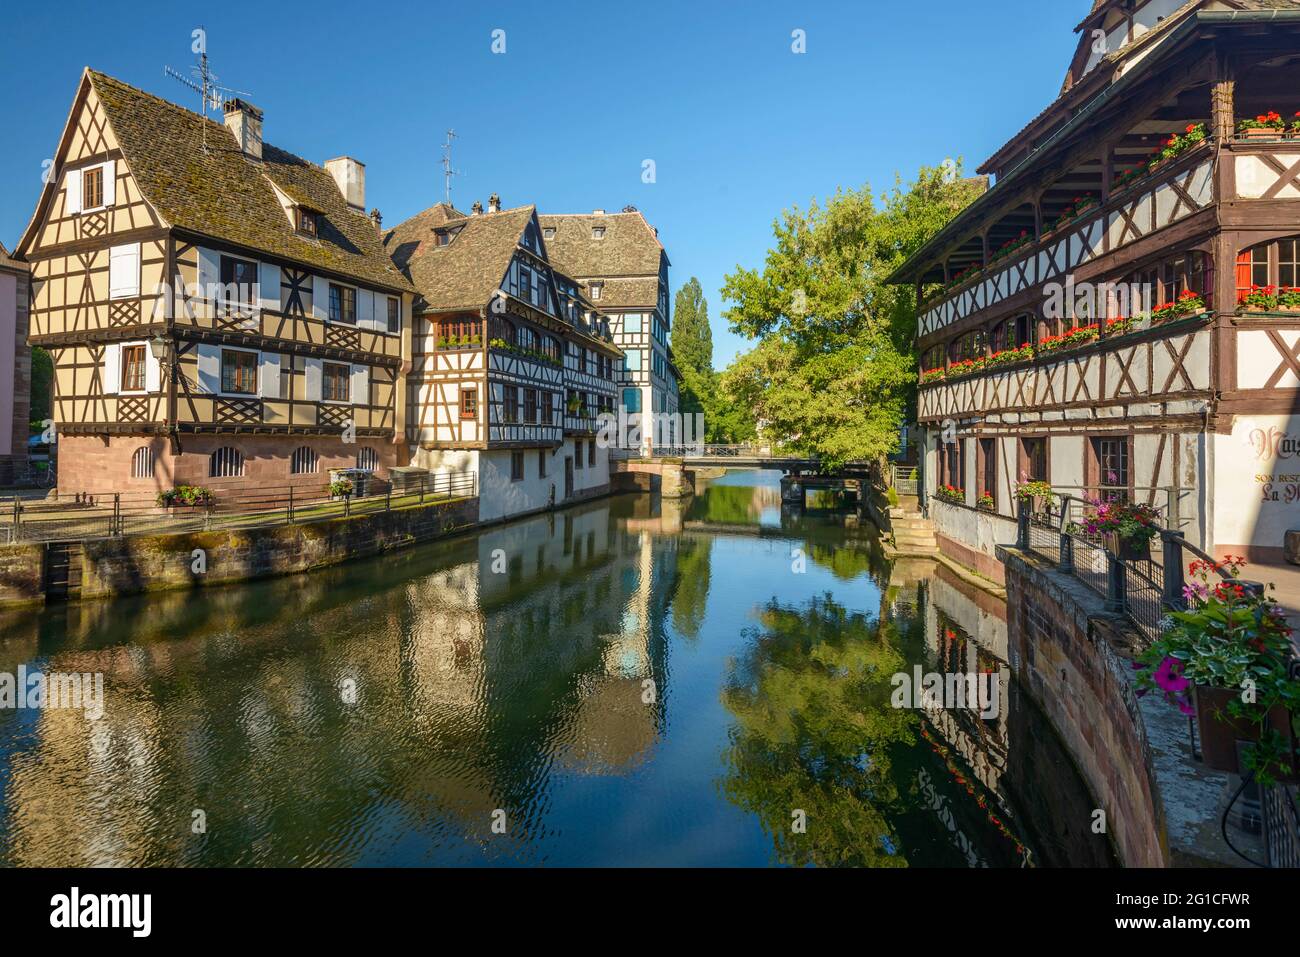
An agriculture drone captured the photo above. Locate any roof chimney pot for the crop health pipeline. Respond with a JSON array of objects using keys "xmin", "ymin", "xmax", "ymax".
[
  {"xmin": 222, "ymin": 98, "xmax": 263, "ymax": 160},
  {"xmin": 471, "ymin": 200, "xmax": 484, "ymax": 216},
  {"xmin": 325, "ymin": 157, "xmax": 366, "ymax": 212},
  {"xmin": 488, "ymin": 193, "xmax": 501, "ymax": 213}
]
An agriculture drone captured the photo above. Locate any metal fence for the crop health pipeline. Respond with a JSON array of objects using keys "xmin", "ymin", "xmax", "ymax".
[{"xmin": 1, "ymin": 471, "xmax": 477, "ymax": 544}]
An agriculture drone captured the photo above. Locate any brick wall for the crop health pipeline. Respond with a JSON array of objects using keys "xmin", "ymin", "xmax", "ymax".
[
  {"xmin": 56, "ymin": 433, "xmax": 403, "ymax": 497},
  {"xmin": 999, "ymin": 545, "xmax": 1166, "ymax": 866}
]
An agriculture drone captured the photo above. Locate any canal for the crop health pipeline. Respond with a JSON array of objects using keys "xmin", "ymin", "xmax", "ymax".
[{"xmin": 0, "ymin": 470, "xmax": 1114, "ymax": 867}]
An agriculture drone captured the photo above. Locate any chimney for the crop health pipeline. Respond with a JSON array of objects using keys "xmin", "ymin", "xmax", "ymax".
[
  {"xmin": 488, "ymin": 192, "xmax": 501, "ymax": 213},
  {"xmin": 223, "ymin": 99, "xmax": 263, "ymax": 160},
  {"xmin": 325, "ymin": 157, "xmax": 366, "ymax": 212},
  {"xmin": 471, "ymin": 200, "xmax": 484, "ymax": 216},
  {"xmin": 592, "ymin": 208, "xmax": 605, "ymax": 215},
  {"xmin": 369, "ymin": 208, "xmax": 383, "ymax": 232}
]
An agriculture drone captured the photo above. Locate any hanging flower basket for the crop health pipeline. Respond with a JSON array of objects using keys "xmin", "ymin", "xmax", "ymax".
[
  {"xmin": 1194, "ymin": 685, "xmax": 1298, "ymax": 782},
  {"xmin": 1136, "ymin": 557, "xmax": 1300, "ymax": 786},
  {"xmin": 1102, "ymin": 530, "xmax": 1150, "ymax": 562}
]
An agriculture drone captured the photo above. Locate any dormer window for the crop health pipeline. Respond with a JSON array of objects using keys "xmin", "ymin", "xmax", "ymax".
[
  {"xmin": 296, "ymin": 208, "xmax": 318, "ymax": 238},
  {"xmin": 590, "ymin": 282, "xmax": 603, "ymax": 301},
  {"xmin": 592, "ymin": 226, "xmax": 606, "ymax": 239},
  {"xmin": 543, "ymin": 227, "xmax": 555, "ymax": 239},
  {"xmin": 436, "ymin": 230, "xmax": 452, "ymax": 246}
]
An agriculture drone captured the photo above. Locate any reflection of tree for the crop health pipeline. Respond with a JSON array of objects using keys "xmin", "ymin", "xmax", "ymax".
[
  {"xmin": 671, "ymin": 538, "xmax": 711, "ymax": 639},
  {"xmin": 688, "ymin": 483, "xmax": 778, "ymax": 525},
  {"xmin": 719, "ymin": 593, "xmax": 918, "ymax": 866}
]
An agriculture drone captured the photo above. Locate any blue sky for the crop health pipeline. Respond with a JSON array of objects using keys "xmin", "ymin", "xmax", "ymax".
[{"xmin": 0, "ymin": 0, "xmax": 1082, "ymax": 367}]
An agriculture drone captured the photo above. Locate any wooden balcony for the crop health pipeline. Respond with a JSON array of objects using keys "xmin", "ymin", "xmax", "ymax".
[{"xmin": 916, "ymin": 144, "xmax": 1216, "ymax": 342}]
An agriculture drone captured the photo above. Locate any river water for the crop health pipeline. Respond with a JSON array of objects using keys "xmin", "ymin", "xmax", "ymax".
[{"xmin": 0, "ymin": 470, "xmax": 1114, "ymax": 867}]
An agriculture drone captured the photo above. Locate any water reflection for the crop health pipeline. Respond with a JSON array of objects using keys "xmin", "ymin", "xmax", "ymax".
[{"xmin": 0, "ymin": 470, "xmax": 1112, "ymax": 866}]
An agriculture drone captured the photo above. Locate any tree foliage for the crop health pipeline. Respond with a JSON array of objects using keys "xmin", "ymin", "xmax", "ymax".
[
  {"xmin": 671, "ymin": 277, "xmax": 713, "ymax": 377},
  {"xmin": 719, "ymin": 165, "xmax": 983, "ymax": 468},
  {"xmin": 30, "ymin": 347, "xmax": 53, "ymax": 425}
]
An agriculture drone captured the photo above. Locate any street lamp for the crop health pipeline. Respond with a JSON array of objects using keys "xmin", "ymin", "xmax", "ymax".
[{"xmin": 148, "ymin": 333, "xmax": 174, "ymax": 367}]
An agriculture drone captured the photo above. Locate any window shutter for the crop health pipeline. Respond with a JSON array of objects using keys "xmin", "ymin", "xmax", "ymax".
[
  {"xmin": 101, "ymin": 160, "xmax": 116, "ymax": 207},
  {"xmin": 258, "ymin": 262, "xmax": 280, "ymax": 313},
  {"xmin": 1236, "ymin": 249, "xmax": 1254, "ymax": 293},
  {"xmin": 312, "ymin": 275, "xmax": 330, "ymax": 320},
  {"xmin": 196, "ymin": 344, "xmax": 221, "ymax": 394},
  {"xmin": 357, "ymin": 289, "xmax": 374, "ymax": 329},
  {"xmin": 102, "ymin": 344, "xmax": 121, "ymax": 395},
  {"xmin": 64, "ymin": 169, "xmax": 82, "ymax": 215},
  {"xmin": 304, "ymin": 358, "xmax": 323, "ymax": 401},
  {"xmin": 198, "ymin": 248, "xmax": 220, "ymax": 317},
  {"xmin": 259, "ymin": 352, "xmax": 282, "ymax": 398},
  {"xmin": 145, "ymin": 348, "xmax": 162, "ymax": 393},
  {"xmin": 109, "ymin": 243, "xmax": 141, "ymax": 299},
  {"xmin": 351, "ymin": 364, "xmax": 369, "ymax": 406}
]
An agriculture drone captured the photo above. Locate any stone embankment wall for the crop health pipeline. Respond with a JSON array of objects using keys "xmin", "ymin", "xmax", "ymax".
[
  {"xmin": 612, "ymin": 460, "xmax": 696, "ymax": 498},
  {"xmin": 999, "ymin": 545, "xmax": 1237, "ymax": 867},
  {"xmin": 0, "ymin": 498, "xmax": 479, "ymax": 605}
]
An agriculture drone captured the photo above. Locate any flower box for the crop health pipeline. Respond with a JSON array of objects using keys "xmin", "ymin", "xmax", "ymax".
[
  {"xmin": 1194, "ymin": 685, "xmax": 1298, "ymax": 783},
  {"xmin": 1102, "ymin": 530, "xmax": 1149, "ymax": 562},
  {"xmin": 1242, "ymin": 126, "xmax": 1285, "ymax": 141}
]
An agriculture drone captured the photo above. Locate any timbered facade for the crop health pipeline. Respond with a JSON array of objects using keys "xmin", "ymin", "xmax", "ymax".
[
  {"xmin": 16, "ymin": 70, "xmax": 414, "ymax": 494},
  {"xmin": 386, "ymin": 199, "xmax": 625, "ymax": 522},
  {"xmin": 539, "ymin": 209, "xmax": 680, "ymax": 452},
  {"xmin": 889, "ymin": 1, "xmax": 1300, "ymax": 572},
  {"xmin": 0, "ymin": 244, "xmax": 30, "ymax": 484}
]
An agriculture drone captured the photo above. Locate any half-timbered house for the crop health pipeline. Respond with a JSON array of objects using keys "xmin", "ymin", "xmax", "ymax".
[
  {"xmin": 385, "ymin": 197, "xmax": 625, "ymax": 522},
  {"xmin": 0, "ymin": 243, "xmax": 31, "ymax": 484},
  {"xmin": 539, "ymin": 209, "xmax": 681, "ymax": 453},
  {"xmin": 15, "ymin": 69, "xmax": 415, "ymax": 495},
  {"xmin": 889, "ymin": 0, "xmax": 1300, "ymax": 577}
]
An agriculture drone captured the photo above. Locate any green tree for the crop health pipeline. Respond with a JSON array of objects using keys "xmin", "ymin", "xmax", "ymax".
[
  {"xmin": 720, "ymin": 165, "xmax": 984, "ymax": 468},
  {"xmin": 30, "ymin": 347, "xmax": 53, "ymax": 425},
  {"xmin": 671, "ymin": 277, "xmax": 713, "ymax": 377}
]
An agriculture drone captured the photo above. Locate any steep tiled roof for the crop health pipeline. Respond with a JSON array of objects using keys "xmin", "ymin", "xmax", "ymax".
[
  {"xmin": 589, "ymin": 277, "xmax": 660, "ymax": 310},
  {"xmin": 88, "ymin": 71, "xmax": 412, "ymax": 292},
  {"xmin": 0, "ymin": 241, "xmax": 25, "ymax": 273},
  {"xmin": 539, "ymin": 211, "xmax": 667, "ymax": 279},
  {"xmin": 384, "ymin": 205, "xmax": 533, "ymax": 314}
]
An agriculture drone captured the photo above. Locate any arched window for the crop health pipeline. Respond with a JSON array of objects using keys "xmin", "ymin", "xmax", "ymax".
[
  {"xmin": 1237, "ymin": 236, "xmax": 1300, "ymax": 298},
  {"xmin": 290, "ymin": 446, "xmax": 318, "ymax": 475},
  {"xmin": 545, "ymin": 336, "xmax": 561, "ymax": 362},
  {"xmin": 518, "ymin": 326, "xmax": 537, "ymax": 352},
  {"xmin": 949, "ymin": 330, "xmax": 985, "ymax": 363},
  {"xmin": 357, "ymin": 448, "xmax": 379, "ymax": 472},
  {"xmin": 920, "ymin": 345, "xmax": 945, "ymax": 370},
  {"xmin": 130, "ymin": 446, "xmax": 154, "ymax": 480},
  {"xmin": 210, "ymin": 447, "xmax": 245, "ymax": 478},
  {"xmin": 991, "ymin": 314, "xmax": 1034, "ymax": 352}
]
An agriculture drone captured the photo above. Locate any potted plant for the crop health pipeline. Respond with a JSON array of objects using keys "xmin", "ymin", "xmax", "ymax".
[
  {"xmin": 156, "ymin": 485, "xmax": 215, "ymax": 513},
  {"xmin": 1290, "ymin": 113, "xmax": 1300, "ymax": 140},
  {"xmin": 1136, "ymin": 557, "xmax": 1299, "ymax": 785},
  {"xmin": 986, "ymin": 343, "xmax": 1034, "ymax": 368},
  {"xmin": 329, "ymin": 478, "xmax": 354, "ymax": 500},
  {"xmin": 1238, "ymin": 111, "xmax": 1287, "ymax": 140},
  {"xmin": 1237, "ymin": 284, "xmax": 1279, "ymax": 314},
  {"xmin": 919, "ymin": 366, "xmax": 946, "ymax": 385},
  {"xmin": 934, "ymin": 484, "xmax": 965, "ymax": 504},
  {"xmin": 1036, "ymin": 322, "xmax": 1099, "ymax": 356},
  {"xmin": 1278, "ymin": 287, "xmax": 1300, "ymax": 313},
  {"xmin": 977, "ymin": 491, "xmax": 995, "ymax": 511},
  {"xmin": 1014, "ymin": 480, "xmax": 1053, "ymax": 517},
  {"xmin": 1080, "ymin": 498, "xmax": 1159, "ymax": 561}
]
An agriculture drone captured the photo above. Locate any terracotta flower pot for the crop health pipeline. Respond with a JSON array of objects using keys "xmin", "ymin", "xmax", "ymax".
[
  {"xmin": 1242, "ymin": 126, "xmax": 1285, "ymax": 141},
  {"xmin": 1194, "ymin": 685, "xmax": 1299, "ymax": 783}
]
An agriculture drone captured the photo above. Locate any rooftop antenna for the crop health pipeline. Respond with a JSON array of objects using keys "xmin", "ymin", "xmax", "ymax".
[
  {"xmin": 442, "ymin": 129, "xmax": 462, "ymax": 206},
  {"xmin": 164, "ymin": 29, "xmax": 249, "ymax": 152}
]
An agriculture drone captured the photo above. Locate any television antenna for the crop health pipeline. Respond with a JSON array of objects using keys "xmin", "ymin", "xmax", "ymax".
[
  {"xmin": 164, "ymin": 32, "xmax": 250, "ymax": 152},
  {"xmin": 442, "ymin": 130, "xmax": 462, "ymax": 206}
]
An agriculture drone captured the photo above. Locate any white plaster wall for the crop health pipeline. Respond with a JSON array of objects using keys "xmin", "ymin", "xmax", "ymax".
[
  {"xmin": 479, "ymin": 448, "xmax": 558, "ymax": 523},
  {"xmin": 1212, "ymin": 415, "xmax": 1300, "ymax": 553},
  {"xmin": 930, "ymin": 498, "xmax": 1018, "ymax": 565}
]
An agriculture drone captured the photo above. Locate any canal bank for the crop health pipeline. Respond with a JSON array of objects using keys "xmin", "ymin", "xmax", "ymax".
[{"xmin": 0, "ymin": 468, "xmax": 1114, "ymax": 867}]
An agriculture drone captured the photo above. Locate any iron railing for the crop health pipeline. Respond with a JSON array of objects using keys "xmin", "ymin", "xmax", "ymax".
[
  {"xmin": 649, "ymin": 443, "xmax": 776, "ymax": 458},
  {"xmin": 1, "ymin": 471, "xmax": 477, "ymax": 544}
]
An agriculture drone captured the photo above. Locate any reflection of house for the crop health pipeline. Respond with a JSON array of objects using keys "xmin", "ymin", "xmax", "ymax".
[
  {"xmin": 18, "ymin": 70, "xmax": 414, "ymax": 495},
  {"xmin": 386, "ymin": 198, "xmax": 625, "ymax": 522},
  {"xmin": 0, "ymin": 243, "xmax": 30, "ymax": 484},
  {"xmin": 891, "ymin": 1, "xmax": 1300, "ymax": 572}
]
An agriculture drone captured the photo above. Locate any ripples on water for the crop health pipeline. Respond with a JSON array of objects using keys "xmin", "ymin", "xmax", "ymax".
[{"xmin": 0, "ymin": 470, "xmax": 1114, "ymax": 867}]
